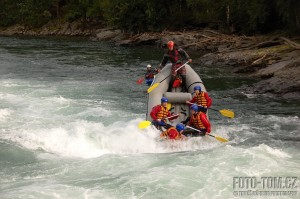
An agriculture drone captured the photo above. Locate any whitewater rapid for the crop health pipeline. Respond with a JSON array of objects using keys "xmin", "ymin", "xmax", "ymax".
[{"xmin": 0, "ymin": 36, "xmax": 299, "ymax": 199}]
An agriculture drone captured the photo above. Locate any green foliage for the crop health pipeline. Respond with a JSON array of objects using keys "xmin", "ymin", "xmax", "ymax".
[
  {"xmin": 18, "ymin": 0, "xmax": 54, "ymax": 27},
  {"xmin": 0, "ymin": 0, "xmax": 299, "ymax": 34},
  {"xmin": 0, "ymin": 0, "xmax": 22, "ymax": 27},
  {"xmin": 99, "ymin": 0, "xmax": 171, "ymax": 32}
]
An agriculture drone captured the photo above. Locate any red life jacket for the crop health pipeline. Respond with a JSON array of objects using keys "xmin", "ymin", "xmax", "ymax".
[
  {"xmin": 167, "ymin": 49, "xmax": 180, "ymax": 64},
  {"xmin": 191, "ymin": 112, "xmax": 206, "ymax": 130},
  {"xmin": 145, "ymin": 70, "xmax": 155, "ymax": 79},
  {"xmin": 156, "ymin": 106, "xmax": 169, "ymax": 121},
  {"xmin": 160, "ymin": 127, "xmax": 180, "ymax": 139},
  {"xmin": 196, "ymin": 92, "xmax": 207, "ymax": 107}
]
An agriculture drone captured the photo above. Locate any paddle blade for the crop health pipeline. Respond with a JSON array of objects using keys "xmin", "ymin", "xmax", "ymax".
[
  {"xmin": 167, "ymin": 103, "xmax": 172, "ymax": 110},
  {"xmin": 214, "ymin": 135, "xmax": 229, "ymax": 142},
  {"xmin": 219, "ymin": 109, "xmax": 235, "ymax": 118},
  {"xmin": 147, "ymin": 82, "xmax": 159, "ymax": 93},
  {"xmin": 138, "ymin": 121, "xmax": 151, "ymax": 129},
  {"xmin": 136, "ymin": 78, "xmax": 144, "ymax": 84},
  {"xmin": 207, "ymin": 133, "xmax": 228, "ymax": 142}
]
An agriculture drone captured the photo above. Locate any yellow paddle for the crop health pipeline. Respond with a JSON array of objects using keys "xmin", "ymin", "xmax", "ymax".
[
  {"xmin": 187, "ymin": 102, "xmax": 234, "ymax": 118},
  {"xmin": 167, "ymin": 103, "xmax": 172, "ymax": 110},
  {"xmin": 147, "ymin": 61, "xmax": 189, "ymax": 93},
  {"xmin": 217, "ymin": 109, "xmax": 234, "ymax": 118},
  {"xmin": 138, "ymin": 121, "xmax": 152, "ymax": 129},
  {"xmin": 186, "ymin": 125, "xmax": 228, "ymax": 142}
]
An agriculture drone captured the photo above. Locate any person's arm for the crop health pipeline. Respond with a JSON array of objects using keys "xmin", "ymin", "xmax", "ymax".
[
  {"xmin": 200, "ymin": 113, "xmax": 211, "ymax": 133},
  {"xmin": 186, "ymin": 96, "xmax": 196, "ymax": 105},
  {"xmin": 181, "ymin": 116, "xmax": 190, "ymax": 125},
  {"xmin": 188, "ymin": 116, "xmax": 193, "ymax": 126},
  {"xmin": 168, "ymin": 112, "xmax": 179, "ymax": 121},
  {"xmin": 178, "ymin": 48, "xmax": 192, "ymax": 62},
  {"xmin": 160, "ymin": 54, "xmax": 169, "ymax": 68},
  {"xmin": 204, "ymin": 92, "xmax": 212, "ymax": 108},
  {"xmin": 166, "ymin": 111, "xmax": 177, "ymax": 120},
  {"xmin": 150, "ymin": 105, "xmax": 160, "ymax": 121}
]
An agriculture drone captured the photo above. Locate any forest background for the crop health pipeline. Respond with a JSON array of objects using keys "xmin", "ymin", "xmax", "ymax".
[{"xmin": 1, "ymin": 0, "xmax": 299, "ymax": 35}]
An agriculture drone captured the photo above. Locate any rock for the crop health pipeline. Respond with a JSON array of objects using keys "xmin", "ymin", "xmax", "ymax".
[
  {"xmin": 95, "ymin": 28, "xmax": 123, "ymax": 41},
  {"xmin": 0, "ymin": 24, "xmax": 25, "ymax": 35},
  {"xmin": 244, "ymin": 57, "xmax": 300, "ymax": 98},
  {"xmin": 255, "ymin": 60, "xmax": 293, "ymax": 77}
]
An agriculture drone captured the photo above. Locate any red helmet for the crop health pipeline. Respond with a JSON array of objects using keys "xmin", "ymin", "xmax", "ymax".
[
  {"xmin": 168, "ymin": 129, "xmax": 178, "ymax": 139},
  {"xmin": 167, "ymin": 41, "xmax": 174, "ymax": 48}
]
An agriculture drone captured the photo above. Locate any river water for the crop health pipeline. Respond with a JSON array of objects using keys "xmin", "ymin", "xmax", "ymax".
[{"xmin": 0, "ymin": 36, "xmax": 299, "ymax": 199}]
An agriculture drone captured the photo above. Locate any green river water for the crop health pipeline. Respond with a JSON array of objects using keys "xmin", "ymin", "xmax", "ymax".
[{"xmin": 0, "ymin": 36, "xmax": 299, "ymax": 199}]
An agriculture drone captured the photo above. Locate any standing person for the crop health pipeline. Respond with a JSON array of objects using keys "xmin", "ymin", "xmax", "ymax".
[
  {"xmin": 182, "ymin": 104, "xmax": 211, "ymax": 137},
  {"xmin": 150, "ymin": 97, "xmax": 179, "ymax": 131},
  {"xmin": 144, "ymin": 65, "xmax": 156, "ymax": 86},
  {"xmin": 186, "ymin": 86, "xmax": 212, "ymax": 113},
  {"xmin": 160, "ymin": 123, "xmax": 185, "ymax": 140},
  {"xmin": 159, "ymin": 41, "xmax": 192, "ymax": 92}
]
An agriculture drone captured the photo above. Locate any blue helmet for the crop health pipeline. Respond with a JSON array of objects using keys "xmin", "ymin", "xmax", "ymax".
[
  {"xmin": 176, "ymin": 123, "xmax": 185, "ymax": 132},
  {"xmin": 194, "ymin": 86, "xmax": 201, "ymax": 91},
  {"xmin": 161, "ymin": 97, "xmax": 168, "ymax": 103},
  {"xmin": 190, "ymin": 104, "xmax": 199, "ymax": 112}
]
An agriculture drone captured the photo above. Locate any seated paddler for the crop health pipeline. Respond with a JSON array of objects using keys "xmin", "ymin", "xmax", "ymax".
[
  {"xmin": 150, "ymin": 97, "xmax": 179, "ymax": 131},
  {"xmin": 182, "ymin": 104, "xmax": 211, "ymax": 137},
  {"xmin": 186, "ymin": 85, "xmax": 212, "ymax": 114},
  {"xmin": 160, "ymin": 123, "xmax": 186, "ymax": 140},
  {"xmin": 145, "ymin": 64, "xmax": 157, "ymax": 86}
]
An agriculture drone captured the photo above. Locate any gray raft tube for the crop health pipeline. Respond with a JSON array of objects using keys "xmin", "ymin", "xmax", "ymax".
[{"xmin": 146, "ymin": 63, "xmax": 206, "ymax": 123}]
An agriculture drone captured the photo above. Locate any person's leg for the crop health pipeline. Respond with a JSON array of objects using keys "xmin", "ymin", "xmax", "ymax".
[
  {"xmin": 181, "ymin": 129, "xmax": 195, "ymax": 137},
  {"xmin": 167, "ymin": 75, "xmax": 176, "ymax": 92},
  {"xmin": 164, "ymin": 124, "xmax": 173, "ymax": 129},
  {"xmin": 181, "ymin": 75, "xmax": 187, "ymax": 92},
  {"xmin": 198, "ymin": 106, "xmax": 208, "ymax": 114}
]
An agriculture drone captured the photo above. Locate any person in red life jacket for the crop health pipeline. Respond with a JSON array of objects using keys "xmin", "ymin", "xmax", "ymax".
[
  {"xmin": 160, "ymin": 123, "xmax": 186, "ymax": 140},
  {"xmin": 182, "ymin": 104, "xmax": 211, "ymax": 137},
  {"xmin": 186, "ymin": 85, "xmax": 212, "ymax": 114},
  {"xmin": 159, "ymin": 41, "xmax": 192, "ymax": 92},
  {"xmin": 150, "ymin": 97, "xmax": 179, "ymax": 131},
  {"xmin": 144, "ymin": 64, "xmax": 157, "ymax": 86}
]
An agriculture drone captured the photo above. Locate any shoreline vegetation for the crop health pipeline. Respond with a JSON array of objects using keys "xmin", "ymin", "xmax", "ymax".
[{"xmin": 1, "ymin": 0, "xmax": 299, "ymax": 99}]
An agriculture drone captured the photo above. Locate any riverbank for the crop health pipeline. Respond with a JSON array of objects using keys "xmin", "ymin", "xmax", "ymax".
[{"xmin": 1, "ymin": 21, "xmax": 299, "ymax": 99}]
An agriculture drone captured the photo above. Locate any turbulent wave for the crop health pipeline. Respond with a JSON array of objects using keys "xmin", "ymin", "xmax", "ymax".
[{"xmin": 1, "ymin": 118, "xmax": 227, "ymax": 158}]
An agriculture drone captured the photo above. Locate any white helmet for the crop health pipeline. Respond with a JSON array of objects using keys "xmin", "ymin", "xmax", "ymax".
[{"xmin": 147, "ymin": 64, "xmax": 151, "ymax": 68}]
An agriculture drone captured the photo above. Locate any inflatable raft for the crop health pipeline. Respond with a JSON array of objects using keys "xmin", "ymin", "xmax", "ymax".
[{"xmin": 146, "ymin": 63, "xmax": 207, "ymax": 125}]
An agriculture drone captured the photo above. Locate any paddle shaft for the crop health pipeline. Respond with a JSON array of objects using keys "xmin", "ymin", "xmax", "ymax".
[
  {"xmin": 146, "ymin": 114, "xmax": 179, "ymax": 125},
  {"xmin": 186, "ymin": 125, "xmax": 209, "ymax": 136},
  {"xmin": 165, "ymin": 114, "xmax": 179, "ymax": 120},
  {"xmin": 158, "ymin": 61, "xmax": 189, "ymax": 84},
  {"xmin": 187, "ymin": 101, "xmax": 217, "ymax": 111},
  {"xmin": 186, "ymin": 102, "xmax": 234, "ymax": 118},
  {"xmin": 186, "ymin": 125, "xmax": 228, "ymax": 142},
  {"xmin": 156, "ymin": 114, "xmax": 179, "ymax": 122}
]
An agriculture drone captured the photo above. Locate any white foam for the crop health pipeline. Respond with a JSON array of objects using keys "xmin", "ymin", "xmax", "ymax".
[
  {"xmin": 264, "ymin": 115, "xmax": 299, "ymax": 124},
  {"xmin": 256, "ymin": 143, "xmax": 291, "ymax": 158},
  {"xmin": 0, "ymin": 108, "xmax": 12, "ymax": 121},
  {"xmin": 229, "ymin": 144, "xmax": 293, "ymax": 176},
  {"xmin": 2, "ymin": 118, "xmax": 225, "ymax": 158},
  {"xmin": 46, "ymin": 96, "xmax": 71, "ymax": 105}
]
